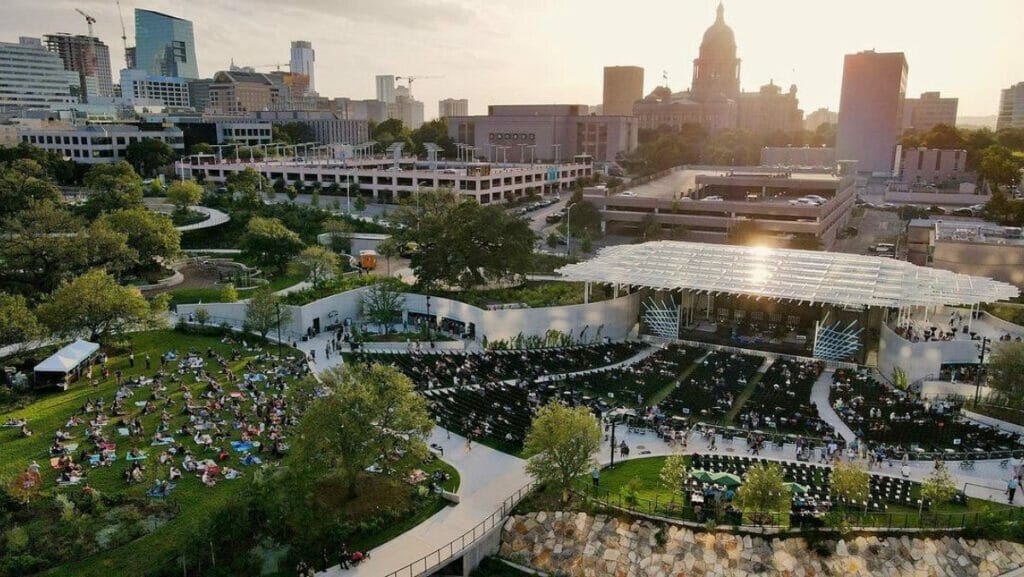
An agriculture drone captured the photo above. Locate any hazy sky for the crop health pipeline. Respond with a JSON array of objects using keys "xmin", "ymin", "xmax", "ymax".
[{"xmin": 5, "ymin": 0, "xmax": 1022, "ymax": 121}]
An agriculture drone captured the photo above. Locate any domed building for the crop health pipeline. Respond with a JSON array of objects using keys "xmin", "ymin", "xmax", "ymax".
[{"xmin": 634, "ymin": 2, "xmax": 802, "ymax": 136}]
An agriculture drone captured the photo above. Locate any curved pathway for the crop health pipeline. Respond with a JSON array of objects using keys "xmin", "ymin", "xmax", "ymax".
[
  {"xmin": 175, "ymin": 205, "xmax": 230, "ymax": 232},
  {"xmin": 810, "ymin": 370, "xmax": 857, "ymax": 443}
]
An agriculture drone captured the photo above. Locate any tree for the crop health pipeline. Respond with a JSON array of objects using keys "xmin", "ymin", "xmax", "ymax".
[
  {"xmin": 221, "ymin": 283, "xmax": 239, "ymax": 303},
  {"xmin": 353, "ymin": 194, "xmax": 367, "ymax": 212},
  {"xmin": 0, "ymin": 159, "xmax": 61, "ymax": 220},
  {"xmin": 735, "ymin": 462, "xmax": 789, "ymax": 523},
  {"xmin": 193, "ymin": 306, "xmax": 210, "ymax": 326},
  {"xmin": 831, "ymin": 461, "xmax": 870, "ymax": 510},
  {"xmin": 659, "ymin": 454, "xmax": 689, "ymax": 502},
  {"xmin": 640, "ymin": 213, "xmax": 662, "ymax": 241},
  {"xmin": 272, "ymin": 122, "xmax": 315, "ymax": 145},
  {"xmin": 166, "ymin": 180, "xmax": 204, "ymax": 212},
  {"xmin": 190, "ymin": 142, "xmax": 215, "ymax": 156},
  {"xmin": 324, "ymin": 218, "xmax": 353, "ymax": 254},
  {"xmin": 986, "ymin": 341, "xmax": 1024, "ymax": 408},
  {"xmin": 376, "ymin": 237, "xmax": 400, "ymax": 276},
  {"xmin": 36, "ymin": 269, "xmax": 155, "ymax": 342},
  {"xmin": 546, "ymin": 232, "xmax": 560, "ymax": 249},
  {"xmin": 295, "ymin": 245, "xmax": 339, "ymax": 285},
  {"xmin": 225, "ymin": 167, "xmax": 268, "ymax": 206},
  {"xmin": 287, "ymin": 363, "xmax": 433, "ymax": 497},
  {"xmin": 978, "ymin": 145, "xmax": 1024, "ymax": 191},
  {"xmin": 82, "ymin": 161, "xmax": 144, "ymax": 217},
  {"xmin": 101, "ymin": 208, "xmax": 180, "ymax": 268},
  {"xmin": 125, "ymin": 139, "xmax": 175, "ymax": 178},
  {"xmin": 0, "ymin": 292, "xmax": 42, "ymax": 349},
  {"xmin": 241, "ymin": 217, "xmax": 304, "ymax": 274},
  {"xmin": 920, "ymin": 462, "xmax": 957, "ymax": 513},
  {"xmin": 360, "ymin": 280, "xmax": 405, "ymax": 334},
  {"xmin": 523, "ymin": 402, "xmax": 602, "ymax": 502},
  {"xmin": 244, "ymin": 286, "xmax": 291, "ymax": 338},
  {"xmin": 566, "ymin": 200, "xmax": 602, "ymax": 238},
  {"xmin": 390, "ymin": 189, "xmax": 535, "ymax": 290}
]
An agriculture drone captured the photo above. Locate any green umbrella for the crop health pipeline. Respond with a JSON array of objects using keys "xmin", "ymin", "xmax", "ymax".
[
  {"xmin": 690, "ymin": 469, "xmax": 714, "ymax": 483},
  {"xmin": 709, "ymin": 472, "xmax": 742, "ymax": 487},
  {"xmin": 784, "ymin": 482, "xmax": 809, "ymax": 495}
]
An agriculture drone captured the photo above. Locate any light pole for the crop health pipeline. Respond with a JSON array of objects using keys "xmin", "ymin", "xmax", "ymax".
[
  {"xmin": 974, "ymin": 336, "xmax": 990, "ymax": 405},
  {"xmin": 275, "ymin": 302, "xmax": 283, "ymax": 360},
  {"xmin": 425, "ymin": 295, "xmax": 434, "ymax": 347},
  {"xmin": 608, "ymin": 415, "xmax": 618, "ymax": 468},
  {"xmin": 565, "ymin": 202, "xmax": 578, "ymax": 258}
]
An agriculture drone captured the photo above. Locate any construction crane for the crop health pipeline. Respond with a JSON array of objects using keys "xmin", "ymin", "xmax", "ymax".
[
  {"xmin": 116, "ymin": 0, "xmax": 128, "ymax": 60},
  {"xmin": 395, "ymin": 75, "xmax": 443, "ymax": 90},
  {"xmin": 249, "ymin": 63, "xmax": 290, "ymax": 71},
  {"xmin": 76, "ymin": 8, "xmax": 97, "ymax": 37}
]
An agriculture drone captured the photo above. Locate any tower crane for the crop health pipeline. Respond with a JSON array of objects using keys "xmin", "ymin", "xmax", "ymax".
[
  {"xmin": 76, "ymin": 9, "xmax": 97, "ymax": 37},
  {"xmin": 116, "ymin": 0, "xmax": 129, "ymax": 61},
  {"xmin": 249, "ymin": 63, "xmax": 290, "ymax": 71},
  {"xmin": 395, "ymin": 75, "xmax": 443, "ymax": 91}
]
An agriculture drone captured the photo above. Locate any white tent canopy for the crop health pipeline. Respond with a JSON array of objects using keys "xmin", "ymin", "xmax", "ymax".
[
  {"xmin": 34, "ymin": 339, "xmax": 100, "ymax": 375},
  {"xmin": 556, "ymin": 241, "xmax": 1020, "ymax": 308}
]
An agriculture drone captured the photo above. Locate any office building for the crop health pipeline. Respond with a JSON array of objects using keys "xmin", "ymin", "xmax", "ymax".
[
  {"xmin": 804, "ymin": 108, "xmax": 837, "ymax": 131},
  {"xmin": 603, "ymin": 66, "xmax": 644, "ymax": 117},
  {"xmin": 0, "ymin": 38, "xmax": 78, "ymax": 111},
  {"xmin": 43, "ymin": 33, "xmax": 113, "ymax": 101},
  {"xmin": 215, "ymin": 122, "xmax": 273, "ymax": 146},
  {"xmin": 632, "ymin": 3, "xmax": 801, "ymax": 135},
  {"xmin": 902, "ymin": 91, "xmax": 958, "ymax": 131},
  {"xmin": 376, "ymin": 75, "xmax": 396, "ymax": 104},
  {"xmin": 19, "ymin": 124, "xmax": 184, "ymax": 164},
  {"xmin": 439, "ymin": 98, "xmax": 469, "ymax": 118},
  {"xmin": 133, "ymin": 9, "xmax": 199, "ymax": 79},
  {"xmin": 997, "ymin": 82, "xmax": 1024, "ymax": 130},
  {"xmin": 206, "ymin": 70, "xmax": 281, "ymax": 115},
  {"xmin": 256, "ymin": 110, "xmax": 369, "ymax": 145},
  {"xmin": 187, "ymin": 78, "xmax": 213, "ymax": 112},
  {"xmin": 897, "ymin": 148, "xmax": 968, "ymax": 184},
  {"xmin": 447, "ymin": 104, "xmax": 638, "ymax": 163},
  {"xmin": 390, "ymin": 90, "xmax": 424, "ymax": 129},
  {"xmin": 120, "ymin": 69, "xmax": 190, "ymax": 108},
  {"xmin": 289, "ymin": 41, "xmax": 315, "ymax": 95},
  {"xmin": 836, "ymin": 50, "xmax": 907, "ymax": 175}
]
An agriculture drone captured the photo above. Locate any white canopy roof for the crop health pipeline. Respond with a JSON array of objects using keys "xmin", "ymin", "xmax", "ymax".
[
  {"xmin": 34, "ymin": 339, "xmax": 99, "ymax": 374},
  {"xmin": 556, "ymin": 241, "xmax": 1019, "ymax": 308}
]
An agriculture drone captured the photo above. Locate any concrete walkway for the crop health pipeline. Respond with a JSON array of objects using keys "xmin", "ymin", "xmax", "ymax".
[
  {"xmin": 318, "ymin": 427, "xmax": 529, "ymax": 577},
  {"xmin": 810, "ymin": 370, "xmax": 858, "ymax": 443}
]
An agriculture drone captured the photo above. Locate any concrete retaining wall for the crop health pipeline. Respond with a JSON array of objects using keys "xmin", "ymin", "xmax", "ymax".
[{"xmin": 878, "ymin": 323, "xmax": 982, "ymax": 384}]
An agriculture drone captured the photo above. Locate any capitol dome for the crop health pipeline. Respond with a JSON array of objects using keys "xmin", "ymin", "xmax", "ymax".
[{"xmin": 700, "ymin": 2, "xmax": 736, "ymax": 54}]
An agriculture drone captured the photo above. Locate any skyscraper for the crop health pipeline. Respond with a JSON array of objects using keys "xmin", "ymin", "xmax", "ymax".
[
  {"xmin": 602, "ymin": 66, "xmax": 643, "ymax": 116},
  {"xmin": 133, "ymin": 9, "xmax": 198, "ymax": 79},
  {"xmin": 44, "ymin": 33, "xmax": 113, "ymax": 101},
  {"xmin": 997, "ymin": 82, "xmax": 1024, "ymax": 130},
  {"xmin": 0, "ymin": 37, "xmax": 78, "ymax": 111},
  {"xmin": 439, "ymin": 98, "xmax": 469, "ymax": 118},
  {"xmin": 836, "ymin": 50, "xmax": 907, "ymax": 175},
  {"xmin": 376, "ymin": 75, "xmax": 396, "ymax": 104},
  {"xmin": 289, "ymin": 40, "xmax": 315, "ymax": 95}
]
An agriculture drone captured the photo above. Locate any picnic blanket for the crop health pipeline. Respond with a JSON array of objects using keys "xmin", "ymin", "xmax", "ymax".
[
  {"xmin": 89, "ymin": 453, "xmax": 118, "ymax": 465},
  {"xmin": 117, "ymin": 428, "xmax": 130, "ymax": 436},
  {"xmin": 125, "ymin": 452, "xmax": 148, "ymax": 462},
  {"xmin": 230, "ymin": 441, "xmax": 253, "ymax": 452}
]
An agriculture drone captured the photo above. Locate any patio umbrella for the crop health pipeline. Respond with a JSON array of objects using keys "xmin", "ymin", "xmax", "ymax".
[
  {"xmin": 690, "ymin": 469, "xmax": 714, "ymax": 483},
  {"xmin": 709, "ymin": 472, "xmax": 742, "ymax": 487},
  {"xmin": 783, "ymin": 482, "xmax": 809, "ymax": 495}
]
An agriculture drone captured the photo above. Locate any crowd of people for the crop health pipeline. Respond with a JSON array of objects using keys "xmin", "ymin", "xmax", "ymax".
[{"xmin": 17, "ymin": 337, "xmax": 311, "ymax": 499}]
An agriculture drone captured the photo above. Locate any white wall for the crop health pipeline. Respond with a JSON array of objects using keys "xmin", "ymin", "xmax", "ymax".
[
  {"xmin": 878, "ymin": 323, "xmax": 983, "ymax": 384},
  {"xmin": 177, "ymin": 288, "xmax": 641, "ymax": 345}
]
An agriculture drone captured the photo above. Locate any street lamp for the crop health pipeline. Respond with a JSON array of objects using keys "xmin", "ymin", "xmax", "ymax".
[
  {"xmin": 425, "ymin": 295, "xmax": 434, "ymax": 347},
  {"xmin": 608, "ymin": 414, "xmax": 618, "ymax": 468},
  {"xmin": 565, "ymin": 201, "xmax": 579, "ymax": 258},
  {"xmin": 275, "ymin": 302, "xmax": 283, "ymax": 360},
  {"xmin": 974, "ymin": 336, "xmax": 990, "ymax": 405}
]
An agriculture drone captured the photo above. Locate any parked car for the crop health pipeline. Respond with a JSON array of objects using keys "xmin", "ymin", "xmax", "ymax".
[{"xmin": 545, "ymin": 213, "xmax": 563, "ymax": 223}]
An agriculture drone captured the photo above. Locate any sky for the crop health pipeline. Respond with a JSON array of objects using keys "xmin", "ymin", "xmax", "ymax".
[{"xmin": 4, "ymin": 0, "xmax": 1022, "ymax": 121}]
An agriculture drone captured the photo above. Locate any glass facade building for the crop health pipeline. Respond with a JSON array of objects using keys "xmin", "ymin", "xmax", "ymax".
[
  {"xmin": 0, "ymin": 37, "xmax": 78, "ymax": 111},
  {"xmin": 133, "ymin": 9, "xmax": 198, "ymax": 79}
]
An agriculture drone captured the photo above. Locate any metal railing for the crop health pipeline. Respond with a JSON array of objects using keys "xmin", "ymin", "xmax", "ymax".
[{"xmin": 383, "ymin": 481, "xmax": 535, "ymax": 577}]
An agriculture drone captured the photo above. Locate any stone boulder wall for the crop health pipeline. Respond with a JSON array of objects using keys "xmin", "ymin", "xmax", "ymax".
[{"xmin": 500, "ymin": 511, "xmax": 1024, "ymax": 577}]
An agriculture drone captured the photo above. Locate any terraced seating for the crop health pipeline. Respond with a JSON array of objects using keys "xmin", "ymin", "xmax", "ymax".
[
  {"xmin": 737, "ymin": 359, "xmax": 834, "ymax": 436},
  {"xmin": 830, "ymin": 368, "xmax": 1020, "ymax": 456},
  {"xmin": 558, "ymin": 344, "xmax": 704, "ymax": 406},
  {"xmin": 353, "ymin": 342, "xmax": 644, "ymax": 390},
  {"xmin": 660, "ymin": 351, "xmax": 763, "ymax": 420}
]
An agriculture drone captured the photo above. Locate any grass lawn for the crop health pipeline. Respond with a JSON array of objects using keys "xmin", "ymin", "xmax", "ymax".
[
  {"xmin": 165, "ymin": 264, "xmax": 309, "ymax": 306},
  {"xmin": 0, "ymin": 330, "xmax": 458, "ymax": 576},
  {"xmin": 590, "ymin": 456, "xmax": 1009, "ymax": 529}
]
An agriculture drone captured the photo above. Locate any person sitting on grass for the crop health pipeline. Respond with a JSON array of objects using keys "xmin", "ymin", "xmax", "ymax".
[
  {"xmin": 169, "ymin": 466, "xmax": 182, "ymax": 481},
  {"xmin": 222, "ymin": 467, "xmax": 241, "ymax": 480},
  {"xmin": 201, "ymin": 469, "xmax": 217, "ymax": 488}
]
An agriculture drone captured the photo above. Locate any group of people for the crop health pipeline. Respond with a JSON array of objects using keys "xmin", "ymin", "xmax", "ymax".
[{"xmin": 28, "ymin": 337, "xmax": 311, "ymax": 498}]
